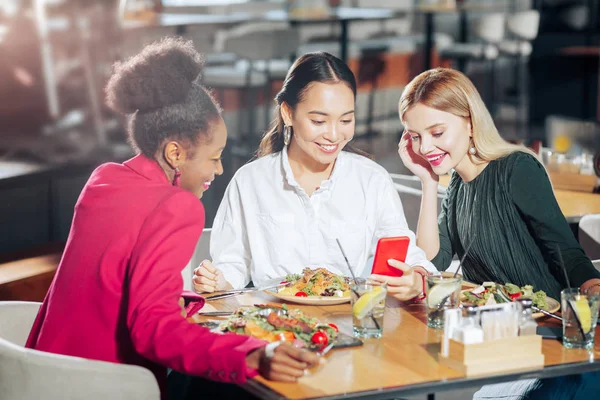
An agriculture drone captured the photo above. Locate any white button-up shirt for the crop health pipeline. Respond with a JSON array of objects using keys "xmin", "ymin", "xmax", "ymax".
[{"xmin": 211, "ymin": 148, "xmax": 435, "ymax": 288}]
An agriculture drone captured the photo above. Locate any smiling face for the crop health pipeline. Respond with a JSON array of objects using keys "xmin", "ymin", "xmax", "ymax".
[
  {"xmin": 403, "ymin": 103, "xmax": 473, "ymax": 176},
  {"xmin": 177, "ymin": 117, "xmax": 227, "ymax": 198},
  {"xmin": 283, "ymin": 82, "xmax": 355, "ymax": 167}
]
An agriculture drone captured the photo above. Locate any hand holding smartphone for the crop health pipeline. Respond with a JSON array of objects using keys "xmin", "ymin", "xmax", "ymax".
[{"xmin": 371, "ymin": 236, "xmax": 410, "ymax": 277}]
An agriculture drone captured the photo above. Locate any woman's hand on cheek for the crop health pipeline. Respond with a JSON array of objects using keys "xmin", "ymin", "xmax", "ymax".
[
  {"xmin": 369, "ymin": 259, "xmax": 423, "ymax": 301},
  {"xmin": 398, "ymin": 133, "xmax": 438, "ymax": 184}
]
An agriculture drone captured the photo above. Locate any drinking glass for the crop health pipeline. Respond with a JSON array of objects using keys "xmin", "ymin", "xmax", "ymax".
[
  {"xmin": 426, "ymin": 275, "xmax": 462, "ymax": 329},
  {"xmin": 351, "ymin": 281, "xmax": 387, "ymax": 339},
  {"xmin": 561, "ymin": 288, "xmax": 600, "ymax": 349}
]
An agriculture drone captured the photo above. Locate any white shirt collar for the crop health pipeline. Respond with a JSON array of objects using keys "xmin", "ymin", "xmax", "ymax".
[{"xmin": 280, "ymin": 145, "xmax": 344, "ymax": 193}]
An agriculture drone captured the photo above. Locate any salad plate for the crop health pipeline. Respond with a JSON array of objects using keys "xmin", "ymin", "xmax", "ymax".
[
  {"xmin": 215, "ymin": 303, "xmax": 364, "ymax": 350},
  {"xmin": 461, "ymin": 282, "xmax": 560, "ymax": 319},
  {"xmin": 264, "ymin": 268, "xmax": 351, "ymax": 305}
]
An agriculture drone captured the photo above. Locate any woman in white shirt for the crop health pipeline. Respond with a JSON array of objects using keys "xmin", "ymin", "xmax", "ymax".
[{"xmin": 195, "ymin": 52, "xmax": 435, "ymax": 300}]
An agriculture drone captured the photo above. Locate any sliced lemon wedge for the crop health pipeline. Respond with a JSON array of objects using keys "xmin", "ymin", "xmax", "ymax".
[
  {"xmin": 571, "ymin": 296, "xmax": 592, "ymax": 334},
  {"xmin": 352, "ymin": 287, "xmax": 386, "ymax": 319},
  {"xmin": 427, "ymin": 282, "xmax": 460, "ymax": 309}
]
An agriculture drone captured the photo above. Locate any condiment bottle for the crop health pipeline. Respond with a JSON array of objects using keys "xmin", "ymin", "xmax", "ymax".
[
  {"xmin": 516, "ymin": 298, "xmax": 538, "ymax": 336},
  {"xmin": 455, "ymin": 306, "xmax": 484, "ymax": 344}
]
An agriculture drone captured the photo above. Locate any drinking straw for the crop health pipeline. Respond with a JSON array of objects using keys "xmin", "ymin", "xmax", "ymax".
[
  {"xmin": 336, "ymin": 238, "xmax": 380, "ymax": 330},
  {"xmin": 453, "ymin": 234, "xmax": 477, "ymax": 278},
  {"xmin": 556, "ymin": 244, "xmax": 585, "ymax": 340}
]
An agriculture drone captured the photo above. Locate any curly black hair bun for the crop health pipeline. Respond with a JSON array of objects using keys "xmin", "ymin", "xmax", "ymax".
[{"xmin": 106, "ymin": 37, "xmax": 204, "ymax": 115}]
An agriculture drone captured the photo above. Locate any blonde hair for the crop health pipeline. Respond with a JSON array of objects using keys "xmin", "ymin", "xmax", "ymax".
[{"xmin": 399, "ymin": 68, "xmax": 536, "ymax": 162}]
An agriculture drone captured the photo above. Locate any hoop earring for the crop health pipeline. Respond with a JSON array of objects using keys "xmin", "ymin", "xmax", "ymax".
[
  {"xmin": 283, "ymin": 125, "xmax": 292, "ymax": 146},
  {"xmin": 172, "ymin": 167, "xmax": 181, "ymax": 186}
]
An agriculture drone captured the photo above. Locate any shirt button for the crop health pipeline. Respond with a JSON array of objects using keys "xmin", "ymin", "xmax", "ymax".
[{"xmin": 230, "ymin": 372, "xmax": 238, "ymax": 380}]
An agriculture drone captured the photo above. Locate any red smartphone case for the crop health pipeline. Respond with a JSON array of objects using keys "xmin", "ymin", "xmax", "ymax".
[{"xmin": 371, "ymin": 236, "xmax": 410, "ymax": 277}]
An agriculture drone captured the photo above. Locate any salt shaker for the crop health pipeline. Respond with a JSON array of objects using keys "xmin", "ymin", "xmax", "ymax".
[
  {"xmin": 455, "ymin": 306, "xmax": 484, "ymax": 344},
  {"xmin": 516, "ymin": 298, "xmax": 538, "ymax": 336}
]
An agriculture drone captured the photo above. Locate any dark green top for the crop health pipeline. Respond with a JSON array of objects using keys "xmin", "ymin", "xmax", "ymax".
[{"xmin": 431, "ymin": 151, "xmax": 600, "ymax": 300}]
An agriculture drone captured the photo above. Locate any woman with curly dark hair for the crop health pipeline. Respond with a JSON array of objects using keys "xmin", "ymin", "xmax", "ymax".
[{"xmin": 25, "ymin": 37, "xmax": 319, "ymax": 399}]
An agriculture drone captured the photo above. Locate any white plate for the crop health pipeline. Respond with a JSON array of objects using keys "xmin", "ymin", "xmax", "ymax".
[
  {"xmin": 534, "ymin": 297, "xmax": 560, "ymax": 319},
  {"xmin": 264, "ymin": 289, "xmax": 351, "ymax": 305},
  {"xmin": 260, "ymin": 276, "xmax": 351, "ymax": 305}
]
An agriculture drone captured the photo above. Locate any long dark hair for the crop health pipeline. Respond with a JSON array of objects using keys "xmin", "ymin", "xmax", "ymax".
[
  {"xmin": 257, "ymin": 51, "xmax": 369, "ymax": 158},
  {"xmin": 105, "ymin": 37, "xmax": 222, "ymax": 158}
]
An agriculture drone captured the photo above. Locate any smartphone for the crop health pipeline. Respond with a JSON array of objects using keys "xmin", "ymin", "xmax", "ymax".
[
  {"xmin": 332, "ymin": 332, "xmax": 363, "ymax": 349},
  {"xmin": 371, "ymin": 236, "xmax": 410, "ymax": 277},
  {"xmin": 536, "ymin": 326, "xmax": 563, "ymax": 340}
]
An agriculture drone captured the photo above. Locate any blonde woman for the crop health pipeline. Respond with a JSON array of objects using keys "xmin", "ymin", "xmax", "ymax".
[{"xmin": 397, "ymin": 68, "xmax": 600, "ymax": 399}]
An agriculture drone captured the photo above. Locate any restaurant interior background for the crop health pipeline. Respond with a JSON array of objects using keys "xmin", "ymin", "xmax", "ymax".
[{"xmin": 1, "ymin": 1, "xmax": 599, "ymax": 298}]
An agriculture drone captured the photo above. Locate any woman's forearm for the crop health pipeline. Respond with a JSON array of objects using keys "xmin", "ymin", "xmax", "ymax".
[{"xmin": 416, "ymin": 181, "xmax": 441, "ymax": 260}]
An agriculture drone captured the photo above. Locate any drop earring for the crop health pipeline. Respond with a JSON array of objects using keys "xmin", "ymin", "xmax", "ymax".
[
  {"xmin": 469, "ymin": 139, "xmax": 477, "ymax": 155},
  {"xmin": 283, "ymin": 125, "xmax": 292, "ymax": 146},
  {"xmin": 172, "ymin": 167, "xmax": 181, "ymax": 186}
]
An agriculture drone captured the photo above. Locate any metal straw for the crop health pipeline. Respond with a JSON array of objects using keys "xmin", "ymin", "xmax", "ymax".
[
  {"xmin": 453, "ymin": 234, "xmax": 477, "ymax": 278},
  {"xmin": 435, "ymin": 234, "xmax": 477, "ymax": 311},
  {"xmin": 556, "ymin": 245, "xmax": 585, "ymax": 340},
  {"xmin": 336, "ymin": 238, "xmax": 381, "ymax": 330},
  {"xmin": 556, "ymin": 245, "xmax": 571, "ymax": 290}
]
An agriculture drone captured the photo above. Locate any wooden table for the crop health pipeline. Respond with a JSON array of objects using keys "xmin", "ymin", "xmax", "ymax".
[
  {"xmin": 196, "ymin": 291, "xmax": 600, "ymax": 399},
  {"xmin": 438, "ymin": 175, "xmax": 600, "ymax": 224}
]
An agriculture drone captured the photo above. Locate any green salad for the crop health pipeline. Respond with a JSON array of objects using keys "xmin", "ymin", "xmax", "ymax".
[
  {"xmin": 219, "ymin": 303, "xmax": 338, "ymax": 349},
  {"xmin": 461, "ymin": 282, "xmax": 548, "ymax": 309}
]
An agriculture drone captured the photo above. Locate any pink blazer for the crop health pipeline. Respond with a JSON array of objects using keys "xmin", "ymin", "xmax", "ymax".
[{"xmin": 26, "ymin": 154, "xmax": 264, "ymax": 397}]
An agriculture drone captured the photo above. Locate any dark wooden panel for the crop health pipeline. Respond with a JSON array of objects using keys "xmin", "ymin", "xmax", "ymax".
[
  {"xmin": 0, "ymin": 271, "xmax": 56, "ymax": 302},
  {"xmin": 0, "ymin": 184, "xmax": 50, "ymax": 253}
]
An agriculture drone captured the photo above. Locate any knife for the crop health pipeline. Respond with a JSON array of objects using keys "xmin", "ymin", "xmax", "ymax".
[
  {"xmin": 532, "ymin": 305, "xmax": 563, "ymax": 321},
  {"xmin": 196, "ymin": 311, "xmax": 234, "ymax": 317},
  {"xmin": 204, "ymin": 282, "xmax": 287, "ymax": 301}
]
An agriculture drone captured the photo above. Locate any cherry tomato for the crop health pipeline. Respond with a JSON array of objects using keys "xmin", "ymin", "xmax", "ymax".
[
  {"xmin": 311, "ymin": 331, "xmax": 329, "ymax": 346},
  {"xmin": 509, "ymin": 292, "xmax": 522, "ymax": 300},
  {"xmin": 295, "ymin": 292, "xmax": 308, "ymax": 297},
  {"xmin": 327, "ymin": 323, "xmax": 339, "ymax": 332}
]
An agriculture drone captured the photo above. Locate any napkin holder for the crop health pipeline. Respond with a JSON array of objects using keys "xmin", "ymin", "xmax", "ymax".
[{"xmin": 438, "ymin": 335, "xmax": 544, "ymax": 376}]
